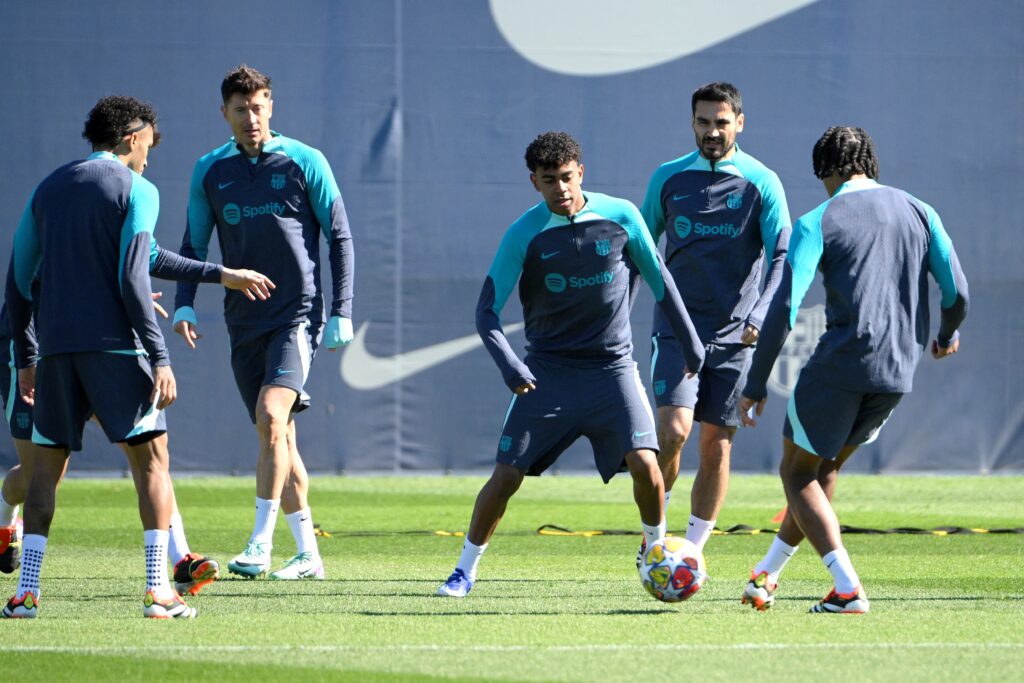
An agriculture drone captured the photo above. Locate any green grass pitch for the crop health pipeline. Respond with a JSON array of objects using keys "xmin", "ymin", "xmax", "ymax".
[{"xmin": 3, "ymin": 474, "xmax": 1023, "ymax": 682}]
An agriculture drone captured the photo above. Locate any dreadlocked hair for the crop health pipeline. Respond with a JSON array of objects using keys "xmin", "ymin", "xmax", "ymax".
[{"xmin": 812, "ymin": 126, "xmax": 879, "ymax": 180}]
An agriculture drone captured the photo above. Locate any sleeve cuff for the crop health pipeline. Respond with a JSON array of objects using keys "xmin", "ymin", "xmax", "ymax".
[{"xmin": 173, "ymin": 306, "xmax": 197, "ymax": 327}]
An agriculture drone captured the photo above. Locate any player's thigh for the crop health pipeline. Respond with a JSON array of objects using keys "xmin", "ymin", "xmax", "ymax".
[
  {"xmin": 496, "ymin": 360, "xmax": 581, "ymax": 478},
  {"xmin": 783, "ymin": 373, "xmax": 862, "ymax": 461},
  {"xmin": 31, "ymin": 354, "xmax": 93, "ymax": 451},
  {"xmin": 76, "ymin": 353, "xmax": 166, "ymax": 446},
  {"xmin": 693, "ymin": 343, "xmax": 752, "ymax": 428},
  {"xmin": 262, "ymin": 322, "xmax": 318, "ymax": 415},
  {"xmin": 846, "ymin": 392, "xmax": 903, "ymax": 447},
  {"xmin": 650, "ymin": 335, "xmax": 699, "ymax": 410},
  {"xmin": 581, "ymin": 361, "xmax": 659, "ymax": 483},
  {"xmin": 0, "ymin": 340, "xmax": 33, "ymax": 441}
]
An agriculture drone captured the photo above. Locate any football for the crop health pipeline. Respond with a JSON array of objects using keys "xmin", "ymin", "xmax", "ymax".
[{"xmin": 638, "ymin": 536, "xmax": 706, "ymax": 602}]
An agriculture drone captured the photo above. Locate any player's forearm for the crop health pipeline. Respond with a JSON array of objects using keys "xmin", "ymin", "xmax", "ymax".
[
  {"xmin": 4, "ymin": 267, "xmax": 37, "ymax": 368},
  {"xmin": 475, "ymin": 282, "xmax": 534, "ymax": 390},
  {"xmin": 151, "ymin": 245, "xmax": 223, "ymax": 283},
  {"xmin": 748, "ymin": 228, "xmax": 791, "ymax": 330},
  {"xmin": 328, "ymin": 234, "xmax": 354, "ymax": 318},
  {"xmin": 655, "ymin": 262, "xmax": 704, "ymax": 374},
  {"xmin": 121, "ymin": 237, "xmax": 170, "ymax": 366},
  {"xmin": 742, "ymin": 269, "xmax": 794, "ymax": 400}
]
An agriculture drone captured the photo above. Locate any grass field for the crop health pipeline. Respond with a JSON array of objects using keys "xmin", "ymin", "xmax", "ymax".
[{"xmin": 3, "ymin": 474, "xmax": 1023, "ymax": 682}]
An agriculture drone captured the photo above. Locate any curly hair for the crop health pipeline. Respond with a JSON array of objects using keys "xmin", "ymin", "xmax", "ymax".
[
  {"xmin": 691, "ymin": 82, "xmax": 742, "ymax": 116},
  {"xmin": 524, "ymin": 131, "xmax": 581, "ymax": 172},
  {"xmin": 812, "ymin": 126, "xmax": 879, "ymax": 180},
  {"xmin": 82, "ymin": 95, "xmax": 159, "ymax": 150},
  {"xmin": 221, "ymin": 64, "xmax": 272, "ymax": 102}
]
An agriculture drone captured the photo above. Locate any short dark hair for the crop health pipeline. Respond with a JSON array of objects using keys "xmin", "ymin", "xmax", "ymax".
[
  {"xmin": 691, "ymin": 82, "xmax": 742, "ymax": 116},
  {"xmin": 221, "ymin": 64, "xmax": 272, "ymax": 103},
  {"xmin": 82, "ymin": 95, "xmax": 160, "ymax": 150},
  {"xmin": 524, "ymin": 131, "xmax": 581, "ymax": 172},
  {"xmin": 812, "ymin": 126, "xmax": 879, "ymax": 180}
]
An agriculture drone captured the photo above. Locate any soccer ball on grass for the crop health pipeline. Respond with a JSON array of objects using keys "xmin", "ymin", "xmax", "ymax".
[{"xmin": 638, "ymin": 536, "xmax": 706, "ymax": 602}]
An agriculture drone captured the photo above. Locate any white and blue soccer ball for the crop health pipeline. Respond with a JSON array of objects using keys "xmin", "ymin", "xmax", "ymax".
[{"xmin": 638, "ymin": 536, "xmax": 706, "ymax": 602}]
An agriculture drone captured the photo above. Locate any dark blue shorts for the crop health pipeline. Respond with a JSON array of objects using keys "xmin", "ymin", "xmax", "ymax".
[
  {"xmin": 228, "ymin": 321, "xmax": 322, "ymax": 423},
  {"xmin": 496, "ymin": 357, "xmax": 659, "ymax": 483},
  {"xmin": 32, "ymin": 352, "xmax": 166, "ymax": 451},
  {"xmin": 651, "ymin": 336, "xmax": 752, "ymax": 427},
  {"xmin": 0, "ymin": 339, "xmax": 33, "ymax": 440},
  {"xmin": 784, "ymin": 371, "xmax": 903, "ymax": 461}
]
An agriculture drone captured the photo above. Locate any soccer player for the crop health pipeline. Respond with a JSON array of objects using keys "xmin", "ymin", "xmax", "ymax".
[
  {"xmin": 640, "ymin": 82, "xmax": 791, "ymax": 560},
  {"xmin": 1, "ymin": 95, "xmax": 273, "ymax": 619},
  {"xmin": 173, "ymin": 65, "xmax": 355, "ymax": 581},
  {"xmin": 737, "ymin": 126, "xmax": 969, "ymax": 613},
  {"xmin": 437, "ymin": 131, "xmax": 704, "ymax": 597}
]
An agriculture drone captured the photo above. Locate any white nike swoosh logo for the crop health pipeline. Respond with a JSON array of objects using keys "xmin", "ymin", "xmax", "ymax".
[
  {"xmin": 491, "ymin": 0, "xmax": 818, "ymax": 76},
  {"xmin": 218, "ymin": 181, "xmax": 235, "ymax": 190},
  {"xmin": 673, "ymin": 194, "xmax": 691, "ymax": 201},
  {"xmin": 340, "ymin": 322, "xmax": 525, "ymax": 390}
]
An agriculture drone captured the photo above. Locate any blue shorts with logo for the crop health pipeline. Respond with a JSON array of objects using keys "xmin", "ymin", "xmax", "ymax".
[
  {"xmin": 228, "ymin": 321, "xmax": 322, "ymax": 423},
  {"xmin": 0, "ymin": 340, "xmax": 33, "ymax": 440},
  {"xmin": 496, "ymin": 356, "xmax": 659, "ymax": 483},
  {"xmin": 651, "ymin": 336, "xmax": 752, "ymax": 427},
  {"xmin": 33, "ymin": 352, "xmax": 166, "ymax": 451},
  {"xmin": 784, "ymin": 371, "xmax": 903, "ymax": 461}
]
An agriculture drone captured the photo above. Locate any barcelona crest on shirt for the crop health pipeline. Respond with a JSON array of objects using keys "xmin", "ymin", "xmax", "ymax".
[
  {"xmin": 595, "ymin": 239, "xmax": 611, "ymax": 256},
  {"xmin": 271, "ymin": 173, "xmax": 286, "ymax": 190}
]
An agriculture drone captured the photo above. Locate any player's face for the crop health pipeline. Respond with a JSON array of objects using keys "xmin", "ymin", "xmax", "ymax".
[
  {"xmin": 531, "ymin": 161, "xmax": 585, "ymax": 216},
  {"xmin": 692, "ymin": 100, "xmax": 744, "ymax": 162},
  {"xmin": 124, "ymin": 124, "xmax": 157, "ymax": 174},
  {"xmin": 222, "ymin": 90, "xmax": 273, "ymax": 154}
]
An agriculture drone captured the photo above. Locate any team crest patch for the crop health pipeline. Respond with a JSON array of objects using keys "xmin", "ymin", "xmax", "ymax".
[
  {"xmin": 654, "ymin": 380, "xmax": 667, "ymax": 396},
  {"xmin": 726, "ymin": 193, "xmax": 743, "ymax": 210},
  {"xmin": 767, "ymin": 304, "xmax": 827, "ymax": 396},
  {"xmin": 16, "ymin": 412, "xmax": 29, "ymax": 430},
  {"xmin": 595, "ymin": 239, "xmax": 611, "ymax": 256},
  {"xmin": 499, "ymin": 435, "xmax": 513, "ymax": 453},
  {"xmin": 271, "ymin": 173, "xmax": 286, "ymax": 190}
]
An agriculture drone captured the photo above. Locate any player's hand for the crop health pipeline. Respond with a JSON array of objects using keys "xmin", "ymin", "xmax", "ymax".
[
  {"xmin": 151, "ymin": 292, "xmax": 168, "ymax": 319},
  {"xmin": 151, "ymin": 365, "xmax": 176, "ymax": 409},
  {"xmin": 738, "ymin": 394, "xmax": 765, "ymax": 427},
  {"xmin": 221, "ymin": 268, "xmax": 275, "ymax": 301},
  {"xmin": 932, "ymin": 337, "xmax": 960, "ymax": 359},
  {"xmin": 513, "ymin": 381, "xmax": 536, "ymax": 395},
  {"xmin": 174, "ymin": 320, "xmax": 202, "ymax": 350},
  {"xmin": 740, "ymin": 324, "xmax": 760, "ymax": 346},
  {"xmin": 17, "ymin": 366, "xmax": 35, "ymax": 406},
  {"xmin": 325, "ymin": 316, "xmax": 354, "ymax": 351}
]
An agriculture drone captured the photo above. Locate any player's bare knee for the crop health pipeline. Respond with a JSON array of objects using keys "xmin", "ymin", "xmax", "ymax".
[
  {"xmin": 255, "ymin": 406, "xmax": 290, "ymax": 443},
  {"xmin": 487, "ymin": 464, "xmax": 524, "ymax": 498}
]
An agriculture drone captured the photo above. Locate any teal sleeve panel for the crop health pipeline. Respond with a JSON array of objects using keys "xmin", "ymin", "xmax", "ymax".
[
  {"xmin": 923, "ymin": 203, "xmax": 969, "ymax": 346},
  {"xmin": 118, "ymin": 174, "xmax": 160, "ymax": 290},
  {"xmin": 11, "ymin": 190, "xmax": 41, "ymax": 301},
  {"xmin": 786, "ymin": 206, "xmax": 825, "ymax": 327},
  {"xmin": 6, "ymin": 190, "xmax": 41, "ymax": 367},
  {"xmin": 640, "ymin": 165, "xmax": 673, "ymax": 245},
  {"xmin": 174, "ymin": 158, "xmax": 217, "ymax": 313},
  {"xmin": 477, "ymin": 216, "xmax": 534, "ymax": 391}
]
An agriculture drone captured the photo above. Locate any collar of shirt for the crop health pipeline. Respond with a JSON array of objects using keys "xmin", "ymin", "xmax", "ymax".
[
  {"xmin": 87, "ymin": 151, "xmax": 118, "ymax": 161},
  {"xmin": 835, "ymin": 178, "xmax": 880, "ymax": 196}
]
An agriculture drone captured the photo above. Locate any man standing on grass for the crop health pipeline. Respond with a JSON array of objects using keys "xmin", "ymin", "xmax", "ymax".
[
  {"xmin": 639, "ymin": 82, "xmax": 791, "ymax": 566},
  {"xmin": 437, "ymin": 131, "xmax": 704, "ymax": 597},
  {"xmin": 173, "ymin": 65, "xmax": 355, "ymax": 581},
  {"xmin": 738, "ymin": 126, "xmax": 968, "ymax": 613},
  {"xmin": 2, "ymin": 95, "xmax": 273, "ymax": 618}
]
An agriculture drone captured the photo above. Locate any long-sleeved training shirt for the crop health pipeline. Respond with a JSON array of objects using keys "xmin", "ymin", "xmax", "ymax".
[
  {"xmin": 744, "ymin": 178, "xmax": 969, "ymax": 399},
  {"xmin": 476, "ymin": 191, "xmax": 704, "ymax": 391},
  {"xmin": 174, "ymin": 132, "xmax": 353, "ymax": 329},
  {"xmin": 641, "ymin": 145, "xmax": 791, "ymax": 344},
  {"xmin": 5, "ymin": 152, "xmax": 219, "ymax": 369}
]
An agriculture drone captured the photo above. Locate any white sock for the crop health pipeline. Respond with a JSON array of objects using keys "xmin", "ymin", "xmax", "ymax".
[
  {"xmin": 822, "ymin": 547, "xmax": 860, "ymax": 594},
  {"xmin": 250, "ymin": 497, "xmax": 280, "ymax": 546},
  {"xmin": 16, "ymin": 534, "xmax": 47, "ymax": 599},
  {"xmin": 754, "ymin": 535, "xmax": 800, "ymax": 580},
  {"xmin": 684, "ymin": 514, "xmax": 716, "ymax": 551},
  {"xmin": 285, "ymin": 508, "xmax": 319, "ymax": 557},
  {"xmin": 167, "ymin": 512, "xmax": 190, "ymax": 566},
  {"xmin": 144, "ymin": 529, "xmax": 172, "ymax": 597},
  {"xmin": 641, "ymin": 519, "xmax": 666, "ymax": 548},
  {"xmin": 455, "ymin": 539, "xmax": 487, "ymax": 581},
  {"xmin": 0, "ymin": 491, "xmax": 18, "ymax": 527}
]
